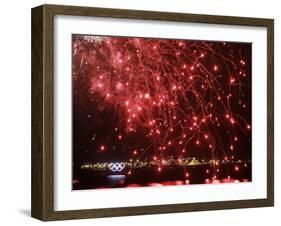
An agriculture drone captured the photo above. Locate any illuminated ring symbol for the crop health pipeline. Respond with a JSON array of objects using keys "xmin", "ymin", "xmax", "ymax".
[{"xmin": 108, "ymin": 162, "xmax": 125, "ymax": 172}]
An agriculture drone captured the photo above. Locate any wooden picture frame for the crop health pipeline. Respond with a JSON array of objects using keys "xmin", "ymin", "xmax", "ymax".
[{"xmin": 31, "ymin": 4, "xmax": 274, "ymax": 221}]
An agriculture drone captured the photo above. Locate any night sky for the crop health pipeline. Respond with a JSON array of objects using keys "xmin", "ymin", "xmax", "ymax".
[{"xmin": 72, "ymin": 34, "xmax": 252, "ymax": 173}]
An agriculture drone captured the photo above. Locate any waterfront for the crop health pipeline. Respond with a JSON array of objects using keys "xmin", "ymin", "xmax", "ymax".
[{"xmin": 73, "ymin": 162, "xmax": 251, "ymax": 190}]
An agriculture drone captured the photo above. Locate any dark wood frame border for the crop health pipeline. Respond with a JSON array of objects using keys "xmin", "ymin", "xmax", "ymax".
[{"xmin": 31, "ymin": 4, "xmax": 274, "ymax": 221}]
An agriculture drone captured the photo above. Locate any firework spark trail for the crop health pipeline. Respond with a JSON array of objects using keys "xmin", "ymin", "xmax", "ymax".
[{"xmin": 73, "ymin": 35, "xmax": 251, "ymax": 176}]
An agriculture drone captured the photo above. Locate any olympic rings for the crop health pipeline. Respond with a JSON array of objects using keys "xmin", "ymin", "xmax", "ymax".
[{"xmin": 108, "ymin": 162, "xmax": 126, "ymax": 172}]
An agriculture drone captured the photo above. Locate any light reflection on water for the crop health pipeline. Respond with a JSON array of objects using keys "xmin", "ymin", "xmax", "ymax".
[
  {"xmin": 107, "ymin": 175, "xmax": 126, "ymax": 179},
  {"xmin": 106, "ymin": 174, "xmax": 249, "ymax": 189},
  {"xmin": 107, "ymin": 175, "xmax": 126, "ymax": 186}
]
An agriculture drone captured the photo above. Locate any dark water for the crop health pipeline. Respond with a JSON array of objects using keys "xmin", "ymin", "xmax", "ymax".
[{"xmin": 73, "ymin": 163, "xmax": 251, "ymax": 190}]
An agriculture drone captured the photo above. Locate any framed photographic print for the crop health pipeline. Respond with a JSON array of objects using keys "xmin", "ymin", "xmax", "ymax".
[{"xmin": 31, "ymin": 4, "xmax": 274, "ymax": 221}]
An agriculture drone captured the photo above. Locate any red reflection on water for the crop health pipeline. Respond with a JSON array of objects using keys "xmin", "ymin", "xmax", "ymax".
[
  {"xmin": 205, "ymin": 179, "xmax": 211, "ymax": 184},
  {"xmin": 124, "ymin": 178, "xmax": 249, "ymax": 188},
  {"xmin": 148, "ymin": 183, "xmax": 163, "ymax": 187},
  {"xmin": 127, "ymin": 184, "xmax": 141, "ymax": 188},
  {"xmin": 118, "ymin": 180, "xmax": 125, "ymax": 185},
  {"xmin": 212, "ymin": 179, "xmax": 221, "ymax": 184},
  {"xmin": 162, "ymin": 180, "xmax": 185, "ymax": 186},
  {"xmin": 204, "ymin": 178, "xmax": 249, "ymax": 184},
  {"xmin": 185, "ymin": 180, "xmax": 190, "ymax": 184}
]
